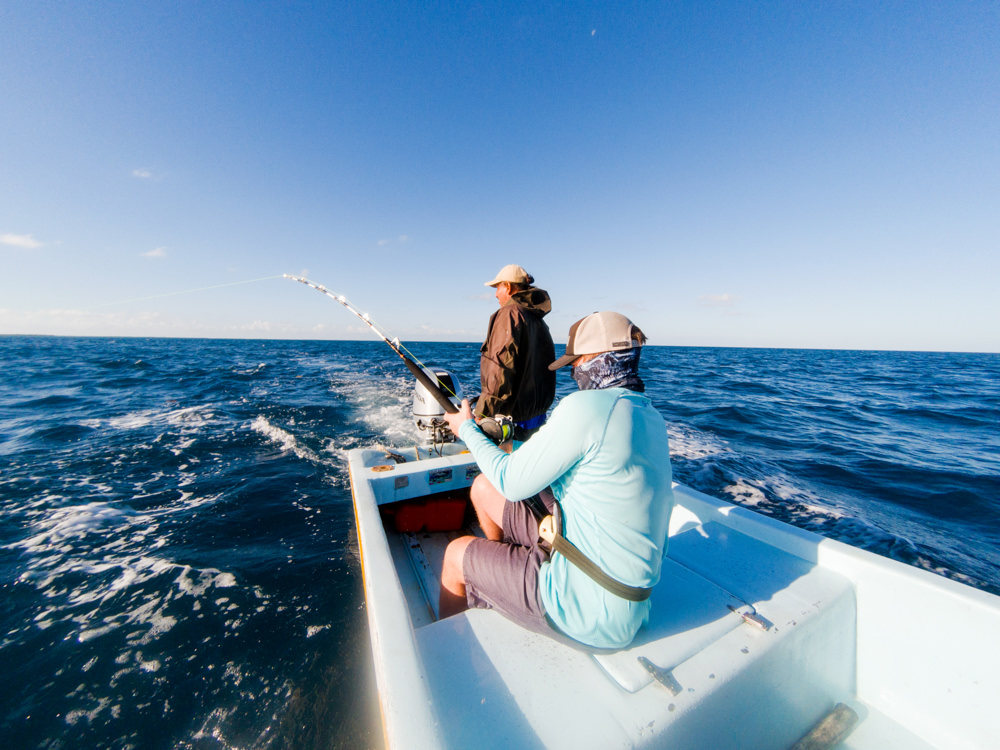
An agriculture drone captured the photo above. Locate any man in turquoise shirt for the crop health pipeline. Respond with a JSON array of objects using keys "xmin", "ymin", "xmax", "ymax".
[{"xmin": 441, "ymin": 312, "xmax": 674, "ymax": 650}]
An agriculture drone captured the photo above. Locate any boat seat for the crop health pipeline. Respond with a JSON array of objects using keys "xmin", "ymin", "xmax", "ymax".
[
  {"xmin": 593, "ymin": 520, "xmax": 856, "ymax": 695},
  {"xmin": 592, "ymin": 558, "xmax": 757, "ymax": 692}
]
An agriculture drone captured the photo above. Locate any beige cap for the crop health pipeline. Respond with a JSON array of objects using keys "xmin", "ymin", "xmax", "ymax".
[
  {"xmin": 484, "ymin": 264, "xmax": 534, "ymax": 287},
  {"xmin": 549, "ymin": 311, "xmax": 645, "ymax": 370}
]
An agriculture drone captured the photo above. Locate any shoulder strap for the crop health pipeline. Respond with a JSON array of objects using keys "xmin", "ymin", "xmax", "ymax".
[{"xmin": 539, "ymin": 516, "xmax": 651, "ymax": 602}]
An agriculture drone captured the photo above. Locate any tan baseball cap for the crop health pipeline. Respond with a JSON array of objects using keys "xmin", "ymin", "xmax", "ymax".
[
  {"xmin": 549, "ymin": 311, "xmax": 646, "ymax": 370},
  {"xmin": 484, "ymin": 264, "xmax": 534, "ymax": 287}
]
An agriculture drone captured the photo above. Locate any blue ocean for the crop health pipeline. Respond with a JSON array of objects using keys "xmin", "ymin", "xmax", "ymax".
[{"xmin": 2, "ymin": 336, "xmax": 998, "ymax": 749}]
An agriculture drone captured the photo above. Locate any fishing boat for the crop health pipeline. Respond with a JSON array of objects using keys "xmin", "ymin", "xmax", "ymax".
[{"xmin": 347, "ymin": 370, "xmax": 1000, "ymax": 750}]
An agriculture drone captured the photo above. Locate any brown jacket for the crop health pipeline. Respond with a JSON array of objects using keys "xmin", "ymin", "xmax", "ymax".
[{"xmin": 476, "ymin": 287, "xmax": 556, "ymax": 423}]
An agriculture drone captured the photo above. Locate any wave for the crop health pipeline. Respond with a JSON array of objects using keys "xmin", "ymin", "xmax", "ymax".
[
  {"xmin": 9, "ymin": 393, "xmax": 84, "ymax": 409},
  {"xmin": 98, "ymin": 357, "xmax": 153, "ymax": 371},
  {"xmin": 7, "ymin": 497, "xmax": 237, "ymax": 642},
  {"xmin": 881, "ymin": 404, "xmax": 999, "ymax": 429},
  {"xmin": 76, "ymin": 404, "xmax": 216, "ymax": 432},
  {"xmin": 231, "ymin": 362, "xmax": 270, "ymax": 380},
  {"xmin": 695, "ymin": 404, "xmax": 761, "ymax": 425},
  {"xmin": 32, "ymin": 423, "xmax": 97, "ymax": 443},
  {"xmin": 250, "ymin": 415, "xmax": 323, "ymax": 464}
]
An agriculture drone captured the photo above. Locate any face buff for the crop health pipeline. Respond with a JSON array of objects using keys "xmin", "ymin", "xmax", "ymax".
[{"xmin": 571, "ymin": 349, "xmax": 645, "ymax": 392}]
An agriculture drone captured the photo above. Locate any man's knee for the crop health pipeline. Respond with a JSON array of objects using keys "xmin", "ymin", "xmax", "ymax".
[
  {"xmin": 442, "ymin": 536, "xmax": 474, "ymax": 590},
  {"xmin": 470, "ymin": 473, "xmax": 494, "ymax": 504},
  {"xmin": 471, "ymin": 475, "xmax": 506, "ymax": 524}
]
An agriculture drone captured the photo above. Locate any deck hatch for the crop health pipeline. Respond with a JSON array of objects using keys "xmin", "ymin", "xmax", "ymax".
[{"xmin": 592, "ymin": 558, "xmax": 750, "ymax": 692}]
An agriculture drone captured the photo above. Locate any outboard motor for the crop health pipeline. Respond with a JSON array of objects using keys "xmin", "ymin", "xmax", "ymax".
[{"xmin": 412, "ymin": 367, "xmax": 463, "ymax": 443}]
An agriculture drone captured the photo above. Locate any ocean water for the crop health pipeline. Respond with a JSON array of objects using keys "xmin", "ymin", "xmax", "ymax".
[{"xmin": 2, "ymin": 336, "xmax": 998, "ymax": 749}]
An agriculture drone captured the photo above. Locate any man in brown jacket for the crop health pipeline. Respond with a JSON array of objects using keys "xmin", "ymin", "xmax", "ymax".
[{"xmin": 476, "ymin": 264, "xmax": 556, "ymax": 441}]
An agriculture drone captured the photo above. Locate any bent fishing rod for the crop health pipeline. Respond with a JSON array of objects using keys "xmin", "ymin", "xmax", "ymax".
[{"xmin": 284, "ymin": 275, "xmax": 459, "ymax": 415}]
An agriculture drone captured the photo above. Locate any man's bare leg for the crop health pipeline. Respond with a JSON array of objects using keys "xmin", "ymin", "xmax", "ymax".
[
  {"xmin": 439, "ymin": 476, "xmax": 506, "ymax": 619},
  {"xmin": 469, "ymin": 473, "xmax": 507, "ymax": 542},
  {"xmin": 439, "ymin": 536, "xmax": 474, "ymax": 618}
]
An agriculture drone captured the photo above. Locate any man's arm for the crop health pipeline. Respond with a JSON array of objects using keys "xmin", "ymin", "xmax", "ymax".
[{"xmin": 460, "ymin": 393, "xmax": 592, "ymax": 502}]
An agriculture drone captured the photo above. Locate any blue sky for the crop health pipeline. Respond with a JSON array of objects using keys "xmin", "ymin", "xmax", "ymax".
[{"xmin": 2, "ymin": 1, "xmax": 998, "ymax": 352}]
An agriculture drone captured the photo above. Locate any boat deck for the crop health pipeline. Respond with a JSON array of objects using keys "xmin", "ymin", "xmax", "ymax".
[
  {"xmin": 350, "ymin": 446, "xmax": 1000, "ymax": 750},
  {"xmin": 399, "ymin": 514, "xmax": 866, "ymax": 748}
]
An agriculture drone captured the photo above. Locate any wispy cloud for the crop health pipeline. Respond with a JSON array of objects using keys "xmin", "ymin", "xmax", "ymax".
[
  {"xmin": 133, "ymin": 169, "xmax": 153, "ymax": 179},
  {"xmin": 377, "ymin": 235, "xmax": 412, "ymax": 246},
  {"xmin": 698, "ymin": 293, "xmax": 738, "ymax": 307},
  {"xmin": 142, "ymin": 247, "xmax": 167, "ymax": 259},
  {"xmin": 1, "ymin": 233, "xmax": 43, "ymax": 249}
]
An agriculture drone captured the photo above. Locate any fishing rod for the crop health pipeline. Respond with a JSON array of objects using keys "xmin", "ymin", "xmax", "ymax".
[{"xmin": 284, "ymin": 274, "xmax": 459, "ymax": 415}]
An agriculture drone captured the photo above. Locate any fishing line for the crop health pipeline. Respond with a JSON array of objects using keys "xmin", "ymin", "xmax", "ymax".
[
  {"xmin": 284, "ymin": 274, "xmax": 460, "ymax": 414},
  {"xmin": 81, "ymin": 275, "xmax": 285, "ymax": 311}
]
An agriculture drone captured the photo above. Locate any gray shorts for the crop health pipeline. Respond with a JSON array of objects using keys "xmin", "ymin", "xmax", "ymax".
[{"xmin": 462, "ymin": 489, "xmax": 573, "ymax": 643}]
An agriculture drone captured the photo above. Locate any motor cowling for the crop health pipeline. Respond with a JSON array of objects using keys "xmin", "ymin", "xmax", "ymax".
[{"xmin": 412, "ymin": 368, "xmax": 463, "ymax": 442}]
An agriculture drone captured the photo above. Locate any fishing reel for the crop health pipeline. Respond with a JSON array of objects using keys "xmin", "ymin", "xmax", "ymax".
[
  {"xmin": 479, "ymin": 415, "xmax": 513, "ymax": 446},
  {"xmin": 448, "ymin": 392, "xmax": 513, "ymax": 446}
]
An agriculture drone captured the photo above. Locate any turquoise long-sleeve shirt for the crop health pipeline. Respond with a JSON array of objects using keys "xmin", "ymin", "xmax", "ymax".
[{"xmin": 459, "ymin": 387, "xmax": 674, "ymax": 649}]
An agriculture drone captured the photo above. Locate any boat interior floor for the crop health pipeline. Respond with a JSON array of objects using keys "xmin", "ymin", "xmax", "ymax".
[{"xmin": 384, "ymin": 514, "xmax": 936, "ymax": 750}]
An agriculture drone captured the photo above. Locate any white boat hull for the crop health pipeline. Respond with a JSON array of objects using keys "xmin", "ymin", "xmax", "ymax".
[{"xmin": 348, "ymin": 444, "xmax": 1000, "ymax": 749}]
